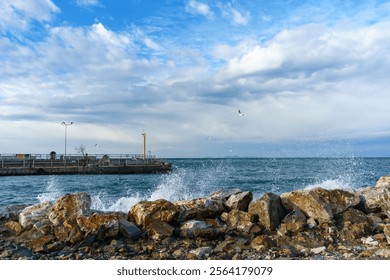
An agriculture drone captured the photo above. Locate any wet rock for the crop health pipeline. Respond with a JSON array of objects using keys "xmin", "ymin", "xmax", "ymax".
[
  {"xmin": 358, "ymin": 176, "xmax": 390, "ymax": 214},
  {"xmin": 281, "ymin": 188, "xmax": 360, "ymax": 222},
  {"xmin": 48, "ymin": 193, "xmax": 91, "ymax": 227},
  {"xmin": 128, "ymin": 199, "xmax": 178, "ymax": 228},
  {"xmin": 118, "ymin": 218, "xmax": 144, "ymax": 241},
  {"xmin": 0, "ymin": 205, "xmax": 29, "ymax": 221},
  {"xmin": 19, "ymin": 202, "xmax": 52, "ymax": 229},
  {"xmin": 248, "ymin": 193, "xmax": 286, "ymax": 230},
  {"xmin": 147, "ymin": 221, "xmax": 175, "ymax": 240},
  {"xmin": 77, "ymin": 213, "xmax": 119, "ymax": 237},
  {"xmin": 225, "ymin": 191, "xmax": 253, "ymax": 211},
  {"xmin": 174, "ymin": 197, "xmax": 226, "ymax": 222}
]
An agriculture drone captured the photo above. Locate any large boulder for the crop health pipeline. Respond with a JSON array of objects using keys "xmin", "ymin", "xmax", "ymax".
[
  {"xmin": 248, "ymin": 193, "xmax": 286, "ymax": 231},
  {"xmin": 128, "ymin": 199, "xmax": 178, "ymax": 228},
  {"xmin": 179, "ymin": 219, "xmax": 226, "ymax": 239},
  {"xmin": 48, "ymin": 192, "xmax": 91, "ymax": 227},
  {"xmin": 77, "ymin": 213, "xmax": 119, "ymax": 238},
  {"xmin": 358, "ymin": 176, "xmax": 390, "ymax": 215},
  {"xmin": 225, "ymin": 191, "xmax": 253, "ymax": 211},
  {"xmin": 279, "ymin": 209, "xmax": 307, "ymax": 233},
  {"xmin": 280, "ymin": 188, "xmax": 360, "ymax": 222},
  {"xmin": 147, "ymin": 221, "xmax": 175, "ymax": 240},
  {"xmin": 174, "ymin": 197, "xmax": 227, "ymax": 222},
  {"xmin": 19, "ymin": 202, "xmax": 52, "ymax": 229}
]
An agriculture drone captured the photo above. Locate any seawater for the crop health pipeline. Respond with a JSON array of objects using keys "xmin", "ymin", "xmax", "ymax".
[{"xmin": 1, "ymin": 158, "xmax": 390, "ymax": 212}]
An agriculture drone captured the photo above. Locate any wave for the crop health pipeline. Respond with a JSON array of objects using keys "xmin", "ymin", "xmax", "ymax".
[{"xmin": 304, "ymin": 178, "xmax": 354, "ymax": 190}]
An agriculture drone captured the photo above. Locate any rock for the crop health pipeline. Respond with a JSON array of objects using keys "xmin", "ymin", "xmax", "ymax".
[
  {"xmin": 5, "ymin": 221, "xmax": 22, "ymax": 235},
  {"xmin": 358, "ymin": 176, "xmax": 390, "ymax": 214},
  {"xmin": 48, "ymin": 193, "xmax": 91, "ymax": 227},
  {"xmin": 361, "ymin": 236, "xmax": 379, "ymax": 246},
  {"xmin": 19, "ymin": 202, "xmax": 52, "ymax": 229},
  {"xmin": 248, "ymin": 193, "xmax": 286, "ymax": 230},
  {"xmin": 147, "ymin": 221, "xmax": 175, "ymax": 240},
  {"xmin": 375, "ymin": 249, "xmax": 390, "ymax": 258},
  {"xmin": 0, "ymin": 205, "xmax": 29, "ymax": 221},
  {"xmin": 250, "ymin": 235, "xmax": 275, "ymax": 251},
  {"xmin": 189, "ymin": 247, "xmax": 213, "ymax": 259},
  {"xmin": 221, "ymin": 209, "xmax": 252, "ymax": 230},
  {"xmin": 310, "ymin": 246, "xmax": 326, "ymax": 254},
  {"xmin": 179, "ymin": 219, "xmax": 226, "ymax": 239},
  {"xmin": 280, "ymin": 188, "xmax": 360, "ymax": 222},
  {"xmin": 128, "ymin": 199, "xmax": 178, "ymax": 228},
  {"xmin": 33, "ymin": 219, "xmax": 53, "ymax": 235},
  {"xmin": 279, "ymin": 209, "xmax": 307, "ymax": 233},
  {"xmin": 210, "ymin": 189, "xmax": 242, "ymax": 200},
  {"xmin": 225, "ymin": 191, "xmax": 253, "ymax": 211},
  {"xmin": 77, "ymin": 213, "xmax": 119, "ymax": 237},
  {"xmin": 174, "ymin": 197, "xmax": 226, "ymax": 222},
  {"xmin": 383, "ymin": 225, "xmax": 390, "ymax": 244},
  {"xmin": 27, "ymin": 234, "xmax": 53, "ymax": 253},
  {"xmin": 118, "ymin": 218, "xmax": 144, "ymax": 241}
]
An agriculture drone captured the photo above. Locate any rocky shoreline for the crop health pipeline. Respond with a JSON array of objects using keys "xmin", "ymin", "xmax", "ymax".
[{"xmin": 1, "ymin": 176, "xmax": 390, "ymax": 260}]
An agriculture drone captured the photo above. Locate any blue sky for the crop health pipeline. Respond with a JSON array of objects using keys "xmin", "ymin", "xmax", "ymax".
[{"xmin": 1, "ymin": 0, "xmax": 390, "ymax": 158}]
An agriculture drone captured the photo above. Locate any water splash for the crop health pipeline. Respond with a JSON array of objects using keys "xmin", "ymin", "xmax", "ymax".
[{"xmin": 37, "ymin": 176, "xmax": 63, "ymax": 203}]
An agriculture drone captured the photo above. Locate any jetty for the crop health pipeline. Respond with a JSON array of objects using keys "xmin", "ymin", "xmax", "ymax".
[{"xmin": 0, "ymin": 153, "xmax": 172, "ymax": 176}]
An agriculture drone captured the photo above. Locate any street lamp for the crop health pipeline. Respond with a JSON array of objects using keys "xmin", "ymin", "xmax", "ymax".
[
  {"xmin": 61, "ymin": 122, "xmax": 73, "ymax": 161},
  {"xmin": 142, "ymin": 131, "xmax": 146, "ymax": 160}
]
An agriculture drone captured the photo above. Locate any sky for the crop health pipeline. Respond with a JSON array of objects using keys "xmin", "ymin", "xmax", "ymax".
[{"xmin": 1, "ymin": 0, "xmax": 390, "ymax": 158}]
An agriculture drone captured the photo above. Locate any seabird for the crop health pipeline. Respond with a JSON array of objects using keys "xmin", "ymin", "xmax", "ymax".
[{"xmin": 238, "ymin": 109, "xmax": 244, "ymax": 116}]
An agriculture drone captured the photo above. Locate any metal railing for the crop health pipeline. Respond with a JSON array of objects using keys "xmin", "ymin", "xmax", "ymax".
[{"xmin": 0, "ymin": 153, "xmax": 164, "ymax": 168}]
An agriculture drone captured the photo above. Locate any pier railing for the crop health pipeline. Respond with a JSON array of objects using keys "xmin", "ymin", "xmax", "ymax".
[{"xmin": 0, "ymin": 153, "xmax": 164, "ymax": 168}]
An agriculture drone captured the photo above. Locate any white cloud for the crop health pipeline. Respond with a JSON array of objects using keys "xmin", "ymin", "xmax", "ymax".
[
  {"xmin": 76, "ymin": 0, "xmax": 101, "ymax": 7},
  {"xmin": 185, "ymin": 0, "xmax": 214, "ymax": 18},
  {"xmin": 219, "ymin": 2, "xmax": 250, "ymax": 26},
  {"xmin": 0, "ymin": 0, "xmax": 59, "ymax": 33}
]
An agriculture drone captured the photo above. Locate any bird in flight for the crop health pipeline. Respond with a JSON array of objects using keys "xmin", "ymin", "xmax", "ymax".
[{"xmin": 238, "ymin": 109, "xmax": 244, "ymax": 116}]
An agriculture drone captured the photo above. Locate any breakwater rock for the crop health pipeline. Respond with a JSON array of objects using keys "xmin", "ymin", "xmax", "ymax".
[{"xmin": 1, "ymin": 176, "xmax": 390, "ymax": 260}]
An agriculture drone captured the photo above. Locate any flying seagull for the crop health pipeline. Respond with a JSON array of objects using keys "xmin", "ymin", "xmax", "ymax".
[{"xmin": 238, "ymin": 109, "xmax": 244, "ymax": 116}]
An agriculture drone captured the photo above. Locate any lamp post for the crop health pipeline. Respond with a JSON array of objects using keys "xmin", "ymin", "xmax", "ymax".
[
  {"xmin": 142, "ymin": 131, "xmax": 146, "ymax": 160},
  {"xmin": 61, "ymin": 122, "xmax": 73, "ymax": 161}
]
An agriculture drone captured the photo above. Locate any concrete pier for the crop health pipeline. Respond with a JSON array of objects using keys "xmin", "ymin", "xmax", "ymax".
[{"xmin": 0, "ymin": 153, "xmax": 172, "ymax": 176}]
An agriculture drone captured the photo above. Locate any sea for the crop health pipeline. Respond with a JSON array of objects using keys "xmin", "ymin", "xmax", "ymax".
[{"xmin": 1, "ymin": 157, "xmax": 390, "ymax": 212}]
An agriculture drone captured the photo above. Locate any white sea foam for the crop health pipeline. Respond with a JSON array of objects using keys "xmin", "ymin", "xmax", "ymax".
[{"xmin": 304, "ymin": 178, "xmax": 353, "ymax": 190}]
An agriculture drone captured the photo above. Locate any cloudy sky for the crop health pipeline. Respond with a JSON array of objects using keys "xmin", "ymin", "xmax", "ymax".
[{"xmin": 1, "ymin": 0, "xmax": 390, "ymax": 158}]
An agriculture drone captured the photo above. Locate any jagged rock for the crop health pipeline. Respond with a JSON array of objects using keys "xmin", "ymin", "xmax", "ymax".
[
  {"xmin": 19, "ymin": 202, "xmax": 52, "ymax": 229},
  {"xmin": 53, "ymin": 224, "xmax": 84, "ymax": 244},
  {"xmin": 279, "ymin": 209, "xmax": 307, "ymax": 233},
  {"xmin": 179, "ymin": 219, "xmax": 226, "ymax": 239},
  {"xmin": 48, "ymin": 193, "xmax": 91, "ymax": 227},
  {"xmin": 358, "ymin": 176, "xmax": 390, "ymax": 214},
  {"xmin": 280, "ymin": 188, "xmax": 360, "ymax": 222},
  {"xmin": 128, "ymin": 199, "xmax": 178, "ymax": 228},
  {"xmin": 33, "ymin": 219, "xmax": 53, "ymax": 235},
  {"xmin": 77, "ymin": 213, "xmax": 119, "ymax": 237},
  {"xmin": 310, "ymin": 246, "xmax": 326, "ymax": 254},
  {"xmin": 118, "ymin": 218, "xmax": 144, "ymax": 241},
  {"xmin": 147, "ymin": 221, "xmax": 174, "ymax": 240},
  {"xmin": 248, "ymin": 193, "xmax": 286, "ymax": 230},
  {"xmin": 225, "ymin": 191, "xmax": 253, "ymax": 211},
  {"xmin": 221, "ymin": 209, "xmax": 252, "ymax": 230},
  {"xmin": 174, "ymin": 197, "xmax": 227, "ymax": 222},
  {"xmin": 27, "ymin": 234, "xmax": 53, "ymax": 253}
]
